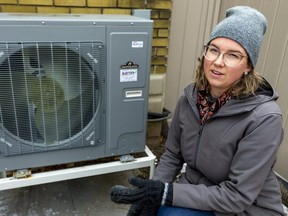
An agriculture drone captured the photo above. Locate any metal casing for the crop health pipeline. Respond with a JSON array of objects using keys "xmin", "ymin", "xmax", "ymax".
[{"xmin": 0, "ymin": 13, "xmax": 153, "ymax": 171}]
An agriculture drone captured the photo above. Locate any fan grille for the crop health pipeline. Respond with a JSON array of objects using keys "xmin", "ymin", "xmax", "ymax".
[{"xmin": 0, "ymin": 41, "xmax": 106, "ymax": 156}]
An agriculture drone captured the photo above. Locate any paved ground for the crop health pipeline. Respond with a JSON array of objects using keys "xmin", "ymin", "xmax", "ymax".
[
  {"xmin": 1, "ymin": 169, "xmax": 288, "ymax": 216},
  {"xmin": 0, "ymin": 170, "xmax": 140, "ymax": 216}
]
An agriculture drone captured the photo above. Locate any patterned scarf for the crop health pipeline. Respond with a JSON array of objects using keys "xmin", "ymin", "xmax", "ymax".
[{"xmin": 197, "ymin": 88, "xmax": 231, "ymax": 125}]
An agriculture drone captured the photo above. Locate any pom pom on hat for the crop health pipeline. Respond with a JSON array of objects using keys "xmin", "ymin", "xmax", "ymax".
[{"xmin": 208, "ymin": 6, "xmax": 268, "ymax": 68}]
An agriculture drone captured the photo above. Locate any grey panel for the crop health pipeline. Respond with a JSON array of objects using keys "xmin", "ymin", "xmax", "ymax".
[
  {"xmin": 106, "ymin": 26, "xmax": 152, "ymax": 155},
  {"xmin": 0, "ymin": 13, "xmax": 153, "ymax": 171}
]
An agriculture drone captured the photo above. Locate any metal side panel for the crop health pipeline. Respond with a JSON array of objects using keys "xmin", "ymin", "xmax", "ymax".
[{"xmin": 106, "ymin": 25, "xmax": 152, "ymax": 156}]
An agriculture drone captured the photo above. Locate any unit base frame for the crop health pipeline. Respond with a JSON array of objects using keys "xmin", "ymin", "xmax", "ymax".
[{"xmin": 0, "ymin": 146, "xmax": 156, "ymax": 191}]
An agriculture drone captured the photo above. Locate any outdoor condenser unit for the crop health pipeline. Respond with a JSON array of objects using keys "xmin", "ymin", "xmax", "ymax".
[{"xmin": 0, "ymin": 13, "xmax": 153, "ymax": 173}]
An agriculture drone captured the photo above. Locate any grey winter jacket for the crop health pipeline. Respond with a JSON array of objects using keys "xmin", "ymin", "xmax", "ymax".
[{"xmin": 153, "ymin": 82, "xmax": 285, "ymax": 216}]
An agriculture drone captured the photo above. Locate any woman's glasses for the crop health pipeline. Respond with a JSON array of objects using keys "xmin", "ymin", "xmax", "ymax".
[{"xmin": 203, "ymin": 45, "xmax": 247, "ymax": 66}]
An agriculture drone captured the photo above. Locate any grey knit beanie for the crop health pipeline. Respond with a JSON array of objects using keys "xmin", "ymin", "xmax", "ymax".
[{"xmin": 208, "ymin": 6, "xmax": 268, "ymax": 68}]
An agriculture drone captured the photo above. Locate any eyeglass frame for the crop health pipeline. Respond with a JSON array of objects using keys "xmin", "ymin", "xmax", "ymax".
[{"xmin": 203, "ymin": 45, "xmax": 248, "ymax": 66}]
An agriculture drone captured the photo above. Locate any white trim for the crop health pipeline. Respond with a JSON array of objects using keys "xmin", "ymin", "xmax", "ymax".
[{"xmin": 275, "ymin": 171, "xmax": 288, "ymax": 182}]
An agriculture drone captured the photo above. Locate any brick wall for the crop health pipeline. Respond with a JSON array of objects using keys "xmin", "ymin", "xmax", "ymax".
[{"xmin": 0, "ymin": 0, "xmax": 172, "ymax": 74}]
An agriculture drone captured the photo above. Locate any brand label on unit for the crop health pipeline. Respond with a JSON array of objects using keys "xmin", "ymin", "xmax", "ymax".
[
  {"xmin": 132, "ymin": 41, "xmax": 143, "ymax": 48},
  {"xmin": 120, "ymin": 61, "xmax": 139, "ymax": 82}
]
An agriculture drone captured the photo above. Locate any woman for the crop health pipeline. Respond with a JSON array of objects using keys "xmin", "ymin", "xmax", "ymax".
[{"xmin": 110, "ymin": 6, "xmax": 286, "ymax": 216}]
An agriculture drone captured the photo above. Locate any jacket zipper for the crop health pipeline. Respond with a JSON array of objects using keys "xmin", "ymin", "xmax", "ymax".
[{"xmin": 194, "ymin": 125, "xmax": 203, "ymax": 168}]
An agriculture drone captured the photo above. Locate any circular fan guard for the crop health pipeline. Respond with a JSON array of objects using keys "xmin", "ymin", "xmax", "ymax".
[{"xmin": 0, "ymin": 45, "xmax": 100, "ymax": 147}]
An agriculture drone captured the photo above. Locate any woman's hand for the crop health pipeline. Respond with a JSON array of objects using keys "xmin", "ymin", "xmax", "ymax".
[{"xmin": 110, "ymin": 176, "xmax": 167, "ymax": 216}]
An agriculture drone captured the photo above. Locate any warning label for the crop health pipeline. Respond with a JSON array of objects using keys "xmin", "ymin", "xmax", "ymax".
[
  {"xmin": 120, "ymin": 68, "xmax": 137, "ymax": 82},
  {"xmin": 120, "ymin": 61, "xmax": 139, "ymax": 82}
]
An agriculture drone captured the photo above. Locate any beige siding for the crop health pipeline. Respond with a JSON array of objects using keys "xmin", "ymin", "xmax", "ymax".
[
  {"xmin": 165, "ymin": 0, "xmax": 221, "ymax": 113},
  {"xmin": 166, "ymin": 0, "xmax": 288, "ymax": 179}
]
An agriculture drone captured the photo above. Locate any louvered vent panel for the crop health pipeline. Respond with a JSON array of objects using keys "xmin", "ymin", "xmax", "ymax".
[{"xmin": 0, "ymin": 42, "xmax": 106, "ymax": 157}]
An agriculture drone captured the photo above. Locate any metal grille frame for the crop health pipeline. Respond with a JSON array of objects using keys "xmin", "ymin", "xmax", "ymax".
[{"xmin": 0, "ymin": 41, "xmax": 106, "ymax": 157}]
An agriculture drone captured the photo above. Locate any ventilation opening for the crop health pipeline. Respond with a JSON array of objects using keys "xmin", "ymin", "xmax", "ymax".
[{"xmin": 0, "ymin": 42, "xmax": 106, "ymax": 155}]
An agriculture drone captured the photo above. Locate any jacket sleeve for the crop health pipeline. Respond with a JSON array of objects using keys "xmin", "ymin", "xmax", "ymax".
[
  {"xmin": 173, "ymin": 101, "xmax": 284, "ymax": 214},
  {"xmin": 152, "ymin": 95, "xmax": 186, "ymax": 183}
]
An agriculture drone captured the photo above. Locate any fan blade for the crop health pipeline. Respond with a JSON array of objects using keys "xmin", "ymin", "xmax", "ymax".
[{"xmin": 34, "ymin": 82, "xmax": 93, "ymax": 144}]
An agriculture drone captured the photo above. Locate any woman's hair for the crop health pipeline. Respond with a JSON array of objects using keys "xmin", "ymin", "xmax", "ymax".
[{"xmin": 194, "ymin": 56, "xmax": 265, "ymax": 98}]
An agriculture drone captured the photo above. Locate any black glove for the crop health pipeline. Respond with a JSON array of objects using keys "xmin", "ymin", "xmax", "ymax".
[{"xmin": 110, "ymin": 176, "xmax": 173, "ymax": 216}]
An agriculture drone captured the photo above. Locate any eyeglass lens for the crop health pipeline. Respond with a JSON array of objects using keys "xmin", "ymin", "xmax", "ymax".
[{"xmin": 204, "ymin": 46, "xmax": 243, "ymax": 66}]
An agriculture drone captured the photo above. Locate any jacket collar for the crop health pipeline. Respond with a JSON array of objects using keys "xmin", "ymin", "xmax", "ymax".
[{"xmin": 184, "ymin": 79, "xmax": 277, "ymax": 116}]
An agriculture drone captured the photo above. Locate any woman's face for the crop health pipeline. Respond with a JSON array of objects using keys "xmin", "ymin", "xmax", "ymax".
[{"xmin": 203, "ymin": 37, "xmax": 252, "ymax": 98}]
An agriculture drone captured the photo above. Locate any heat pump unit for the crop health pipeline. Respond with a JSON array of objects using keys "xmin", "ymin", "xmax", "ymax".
[{"xmin": 0, "ymin": 13, "xmax": 153, "ymax": 173}]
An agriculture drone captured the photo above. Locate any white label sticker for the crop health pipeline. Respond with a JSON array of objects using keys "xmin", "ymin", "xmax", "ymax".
[
  {"xmin": 120, "ymin": 69, "xmax": 138, "ymax": 82},
  {"xmin": 132, "ymin": 41, "xmax": 144, "ymax": 48}
]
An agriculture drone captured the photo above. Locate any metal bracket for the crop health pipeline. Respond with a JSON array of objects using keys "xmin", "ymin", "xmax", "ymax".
[
  {"xmin": 119, "ymin": 155, "xmax": 135, "ymax": 163},
  {"xmin": 13, "ymin": 169, "xmax": 32, "ymax": 179}
]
